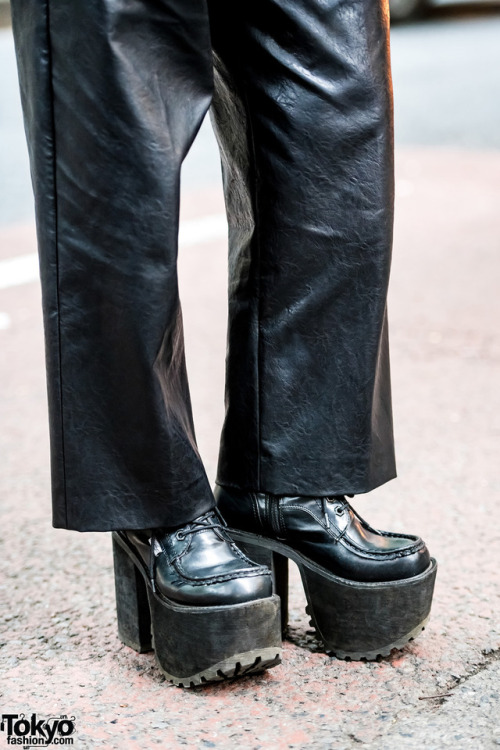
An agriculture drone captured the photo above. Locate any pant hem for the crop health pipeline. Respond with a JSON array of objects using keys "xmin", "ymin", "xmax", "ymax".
[
  {"xmin": 53, "ymin": 490, "xmax": 215, "ymax": 532},
  {"xmin": 214, "ymin": 470, "xmax": 397, "ymax": 498}
]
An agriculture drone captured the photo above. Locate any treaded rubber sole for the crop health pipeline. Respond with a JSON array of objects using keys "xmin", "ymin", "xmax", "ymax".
[
  {"xmin": 306, "ymin": 605, "xmax": 430, "ymax": 661},
  {"xmin": 155, "ymin": 647, "xmax": 282, "ymax": 688}
]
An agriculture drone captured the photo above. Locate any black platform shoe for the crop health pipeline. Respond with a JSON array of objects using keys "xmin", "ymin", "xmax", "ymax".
[
  {"xmin": 111, "ymin": 509, "xmax": 282, "ymax": 687},
  {"xmin": 215, "ymin": 487, "xmax": 437, "ymax": 661}
]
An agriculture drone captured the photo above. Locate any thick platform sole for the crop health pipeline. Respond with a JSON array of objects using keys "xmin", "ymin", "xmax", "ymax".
[
  {"xmin": 231, "ymin": 530, "xmax": 437, "ymax": 661},
  {"xmin": 112, "ymin": 532, "xmax": 282, "ymax": 687}
]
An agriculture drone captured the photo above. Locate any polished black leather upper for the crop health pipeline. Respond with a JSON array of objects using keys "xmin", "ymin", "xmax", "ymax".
[
  {"xmin": 121, "ymin": 511, "xmax": 272, "ymax": 605},
  {"xmin": 215, "ymin": 487, "xmax": 431, "ymax": 583}
]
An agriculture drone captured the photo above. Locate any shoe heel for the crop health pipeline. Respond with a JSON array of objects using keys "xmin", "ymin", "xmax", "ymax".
[
  {"xmin": 112, "ymin": 533, "xmax": 152, "ymax": 653},
  {"xmin": 300, "ymin": 558, "xmax": 438, "ymax": 660},
  {"xmin": 236, "ymin": 540, "xmax": 289, "ymax": 635}
]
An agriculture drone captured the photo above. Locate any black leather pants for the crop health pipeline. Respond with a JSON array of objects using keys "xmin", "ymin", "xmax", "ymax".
[{"xmin": 12, "ymin": 0, "xmax": 396, "ymax": 532}]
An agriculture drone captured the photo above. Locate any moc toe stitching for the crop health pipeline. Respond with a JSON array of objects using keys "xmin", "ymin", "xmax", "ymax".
[
  {"xmin": 340, "ymin": 535, "xmax": 426, "ymax": 559},
  {"xmin": 171, "ymin": 557, "xmax": 272, "ymax": 585}
]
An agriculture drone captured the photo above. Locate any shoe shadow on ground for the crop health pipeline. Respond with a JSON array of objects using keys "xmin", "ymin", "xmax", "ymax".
[{"xmin": 284, "ymin": 625, "xmax": 421, "ymax": 665}]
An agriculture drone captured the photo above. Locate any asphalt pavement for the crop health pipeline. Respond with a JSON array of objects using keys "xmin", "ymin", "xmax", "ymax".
[{"xmin": 1, "ymin": 9, "xmax": 500, "ymax": 750}]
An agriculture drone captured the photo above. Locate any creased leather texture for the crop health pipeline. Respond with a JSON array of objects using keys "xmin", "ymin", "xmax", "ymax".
[
  {"xmin": 11, "ymin": 0, "xmax": 396, "ymax": 531},
  {"xmin": 215, "ymin": 486, "xmax": 431, "ymax": 583},
  {"xmin": 120, "ymin": 510, "xmax": 273, "ymax": 605}
]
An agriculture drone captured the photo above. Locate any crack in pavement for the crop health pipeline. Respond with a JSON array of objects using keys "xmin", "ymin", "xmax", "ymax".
[{"xmin": 441, "ymin": 645, "xmax": 500, "ymax": 696}]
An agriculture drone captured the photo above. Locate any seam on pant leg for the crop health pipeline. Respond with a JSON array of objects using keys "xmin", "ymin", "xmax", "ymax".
[
  {"xmin": 45, "ymin": 0, "xmax": 68, "ymax": 526},
  {"xmin": 239, "ymin": 87, "xmax": 263, "ymax": 491}
]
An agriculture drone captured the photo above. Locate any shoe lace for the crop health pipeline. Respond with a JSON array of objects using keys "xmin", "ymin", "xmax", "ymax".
[
  {"xmin": 175, "ymin": 509, "xmax": 225, "ymax": 541},
  {"xmin": 148, "ymin": 509, "xmax": 226, "ymax": 594}
]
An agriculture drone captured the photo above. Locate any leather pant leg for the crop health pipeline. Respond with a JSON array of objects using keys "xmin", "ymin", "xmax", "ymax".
[
  {"xmin": 209, "ymin": 0, "xmax": 397, "ymax": 496},
  {"xmin": 12, "ymin": 0, "xmax": 397, "ymax": 532},
  {"xmin": 11, "ymin": 0, "xmax": 216, "ymax": 530}
]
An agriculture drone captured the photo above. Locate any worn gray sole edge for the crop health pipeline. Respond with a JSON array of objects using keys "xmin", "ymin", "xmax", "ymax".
[
  {"xmin": 310, "ymin": 609, "xmax": 431, "ymax": 661},
  {"xmin": 154, "ymin": 647, "xmax": 282, "ymax": 688}
]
